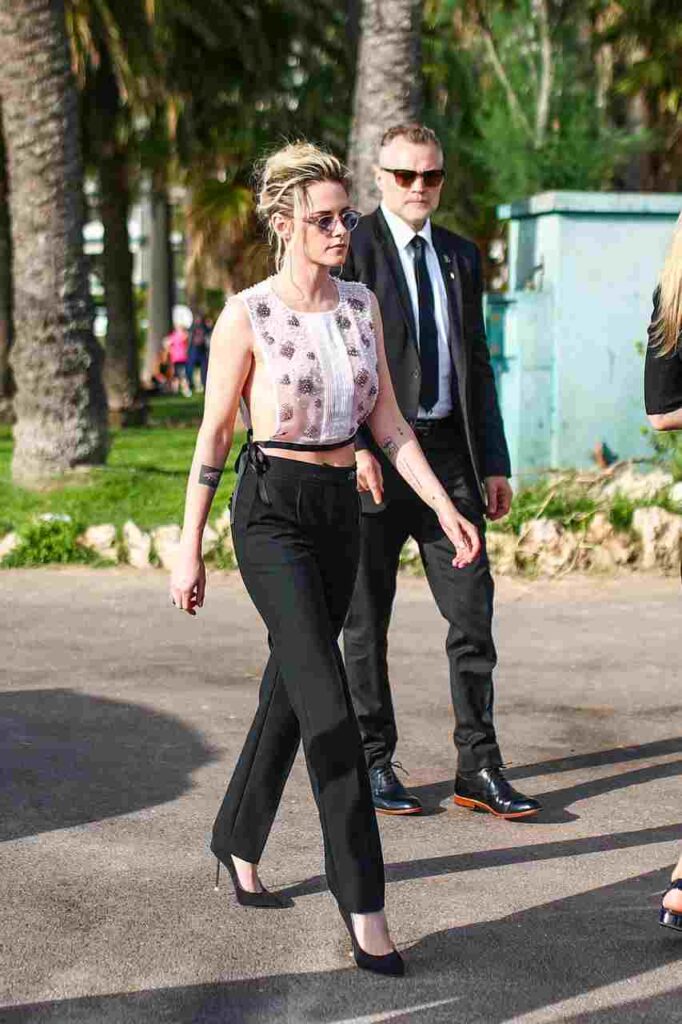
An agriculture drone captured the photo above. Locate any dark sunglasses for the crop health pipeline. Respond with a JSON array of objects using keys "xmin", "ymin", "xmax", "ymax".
[
  {"xmin": 380, "ymin": 167, "xmax": 445, "ymax": 188},
  {"xmin": 303, "ymin": 210, "xmax": 361, "ymax": 235}
]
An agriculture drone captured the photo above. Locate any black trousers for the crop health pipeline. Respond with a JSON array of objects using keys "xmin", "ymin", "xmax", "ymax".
[
  {"xmin": 212, "ymin": 450, "xmax": 385, "ymax": 914},
  {"xmin": 343, "ymin": 426, "xmax": 502, "ymax": 775}
]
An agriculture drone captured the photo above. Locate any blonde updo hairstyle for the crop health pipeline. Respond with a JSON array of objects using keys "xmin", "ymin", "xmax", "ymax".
[
  {"xmin": 652, "ymin": 212, "xmax": 682, "ymax": 356},
  {"xmin": 256, "ymin": 141, "xmax": 352, "ymax": 271}
]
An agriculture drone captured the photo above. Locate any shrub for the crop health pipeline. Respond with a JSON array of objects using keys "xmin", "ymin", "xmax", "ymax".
[
  {"xmin": 495, "ymin": 481, "xmax": 598, "ymax": 535},
  {"xmin": 205, "ymin": 544, "xmax": 237, "ymax": 571},
  {"xmin": 646, "ymin": 427, "xmax": 682, "ymax": 482},
  {"xmin": 608, "ymin": 493, "xmax": 635, "ymax": 531},
  {"xmin": 2, "ymin": 519, "xmax": 100, "ymax": 567}
]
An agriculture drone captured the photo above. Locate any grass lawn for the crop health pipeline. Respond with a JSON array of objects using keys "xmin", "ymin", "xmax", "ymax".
[{"xmin": 0, "ymin": 395, "xmax": 245, "ymax": 534}]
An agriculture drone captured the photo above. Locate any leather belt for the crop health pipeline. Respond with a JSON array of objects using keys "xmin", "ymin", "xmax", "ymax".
[{"xmin": 412, "ymin": 414, "xmax": 459, "ymax": 437}]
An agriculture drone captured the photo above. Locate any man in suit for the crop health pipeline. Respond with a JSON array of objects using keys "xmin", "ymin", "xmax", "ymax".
[{"xmin": 342, "ymin": 123, "xmax": 540, "ymax": 819}]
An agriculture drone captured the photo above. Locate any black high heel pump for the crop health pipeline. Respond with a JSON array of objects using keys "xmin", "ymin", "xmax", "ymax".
[
  {"xmin": 213, "ymin": 853, "xmax": 293, "ymax": 909},
  {"xmin": 660, "ymin": 879, "xmax": 682, "ymax": 931},
  {"xmin": 339, "ymin": 908, "xmax": 405, "ymax": 976}
]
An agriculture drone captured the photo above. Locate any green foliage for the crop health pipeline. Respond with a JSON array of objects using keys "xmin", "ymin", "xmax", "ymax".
[
  {"xmin": 205, "ymin": 542, "xmax": 237, "ymax": 571},
  {"xmin": 495, "ymin": 481, "xmax": 599, "ymax": 535},
  {"xmin": 0, "ymin": 397, "xmax": 243, "ymax": 540},
  {"xmin": 491, "ymin": 473, "xmax": 679, "ymax": 540},
  {"xmin": 646, "ymin": 427, "xmax": 682, "ymax": 481},
  {"xmin": 608, "ymin": 493, "xmax": 635, "ymax": 531},
  {"xmin": 423, "ymin": 0, "xmax": 657, "ymax": 243},
  {"xmin": 2, "ymin": 519, "xmax": 99, "ymax": 568}
]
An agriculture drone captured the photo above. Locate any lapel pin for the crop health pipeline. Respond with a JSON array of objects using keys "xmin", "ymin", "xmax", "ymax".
[{"xmin": 450, "ymin": 271, "xmax": 456, "ymax": 279}]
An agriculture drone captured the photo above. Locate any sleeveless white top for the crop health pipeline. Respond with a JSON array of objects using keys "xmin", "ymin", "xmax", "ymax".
[{"xmin": 237, "ymin": 278, "xmax": 379, "ymax": 448}]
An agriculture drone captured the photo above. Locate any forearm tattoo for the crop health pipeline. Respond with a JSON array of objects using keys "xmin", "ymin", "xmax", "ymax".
[
  {"xmin": 380, "ymin": 436, "xmax": 399, "ymax": 461},
  {"xmin": 198, "ymin": 464, "xmax": 223, "ymax": 489},
  {"xmin": 381, "ymin": 436, "xmax": 424, "ymax": 496}
]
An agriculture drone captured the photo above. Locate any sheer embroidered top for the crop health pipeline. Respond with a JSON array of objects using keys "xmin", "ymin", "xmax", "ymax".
[{"xmin": 237, "ymin": 278, "xmax": 379, "ymax": 451}]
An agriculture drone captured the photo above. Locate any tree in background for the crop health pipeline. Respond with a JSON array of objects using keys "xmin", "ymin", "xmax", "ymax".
[
  {"xmin": 348, "ymin": 0, "xmax": 424, "ymax": 212},
  {"xmin": 0, "ymin": 118, "xmax": 12, "ymax": 412},
  {"xmin": 421, "ymin": 0, "xmax": 649, "ymax": 270},
  {"xmin": 0, "ymin": 0, "xmax": 108, "ymax": 486},
  {"xmin": 169, "ymin": 0, "xmax": 354, "ymax": 298},
  {"xmin": 603, "ymin": 0, "xmax": 682, "ymax": 191},
  {"xmin": 69, "ymin": 0, "xmax": 158, "ymax": 424}
]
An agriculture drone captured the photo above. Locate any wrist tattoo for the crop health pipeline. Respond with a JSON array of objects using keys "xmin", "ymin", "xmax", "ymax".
[{"xmin": 199, "ymin": 464, "xmax": 223, "ymax": 489}]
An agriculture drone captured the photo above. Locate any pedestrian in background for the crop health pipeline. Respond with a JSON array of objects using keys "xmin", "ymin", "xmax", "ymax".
[
  {"xmin": 186, "ymin": 312, "xmax": 211, "ymax": 394},
  {"xmin": 644, "ymin": 210, "xmax": 682, "ymax": 932},
  {"xmin": 164, "ymin": 323, "xmax": 191, "ymax": 396}
]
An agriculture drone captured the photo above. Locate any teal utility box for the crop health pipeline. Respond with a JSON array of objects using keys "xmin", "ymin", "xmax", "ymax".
[{"xmin": 488, "ymin": 191, "xmax": 682, "ymax": 483}]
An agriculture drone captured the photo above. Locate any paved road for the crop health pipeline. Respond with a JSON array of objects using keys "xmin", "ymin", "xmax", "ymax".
[{"xmin": 1, "ymin": 568, "xmax": 681, "ymax": 1023}]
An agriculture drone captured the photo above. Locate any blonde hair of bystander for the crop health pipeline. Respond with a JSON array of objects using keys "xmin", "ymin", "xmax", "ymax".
[{"xmin": 651, "ymin": 212, "xmax": 682, "ymax": 356}]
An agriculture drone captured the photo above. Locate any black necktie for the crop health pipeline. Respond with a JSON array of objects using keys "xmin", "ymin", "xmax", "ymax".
[{"xmin": 410, "ymin": 235, "xmax": 439, "ymax": 412}]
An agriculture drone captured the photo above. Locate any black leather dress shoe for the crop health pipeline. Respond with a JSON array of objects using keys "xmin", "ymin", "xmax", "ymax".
[
  {"xmin": 369, "ymin": 764, "xmax": 422, "ymax": 815},
  {"xmin": 454, "ymin": 767, "xmax": 541, "ymax": 819}
]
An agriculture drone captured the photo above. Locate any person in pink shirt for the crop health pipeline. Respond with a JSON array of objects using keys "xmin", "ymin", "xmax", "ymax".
[{"xmin": 164, "ymin": 325, "xmax": 190, "ymax": 395}]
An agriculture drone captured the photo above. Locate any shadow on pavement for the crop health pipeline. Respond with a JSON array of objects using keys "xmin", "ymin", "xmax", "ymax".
[
  {"xmin": 3, "ymin": 870, "xmax": 680, "ymax": 1023},
  {"xmin": 506, "ymin": 736, "xmax": 682, "ymax": 780},
  {"xmin": 411, "ymin": 736, "xmax": 682, "ymax": 822},
  {"xmin": 280, "ymin": 821, "xmax": 682, "ymax": 901},
  {"xmin": 561, "ymin": 988, "xmax": 682, "ymax": 1023},
  {"xmin": 0, "ymin": 688, "xmax": 216, "ymax": 842}
]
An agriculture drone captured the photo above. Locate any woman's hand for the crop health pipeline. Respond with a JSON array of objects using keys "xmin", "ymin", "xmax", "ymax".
[
  {"xmin": 170, "ymin": 547, "xmax": 206, "ymax": 616},
  {"xmin": 356, "ymin": 449, "xmax": 384, "ymax": 505},
  {"xmin": 436, "ymin": 501, "xmax": 481, "ymax": 569}
]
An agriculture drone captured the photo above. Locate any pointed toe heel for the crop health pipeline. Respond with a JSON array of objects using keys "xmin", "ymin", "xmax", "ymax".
[
  {"xmin": 213, "ymin": 852, "xmax": 293, "ymax": 909},
  {"xmin": 660, "ymin": 908, "xmax": 682, "ymax": 930},
  {"xmin": 339, "ymin": 908, "xmax": 405, "ymax": 977},
  {"xmin": 660, "ymin": 880, "xmax": 682, "ymax": 932}
]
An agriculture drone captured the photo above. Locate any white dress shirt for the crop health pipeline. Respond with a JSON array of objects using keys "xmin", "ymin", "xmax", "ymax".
[{"xmin": 380, "ymin": 202, "xmax": 453, "ymax": 419}]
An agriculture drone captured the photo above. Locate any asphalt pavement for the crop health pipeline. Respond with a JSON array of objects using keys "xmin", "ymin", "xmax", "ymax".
[{"xmin": 1, "ymin": 568, "xmax": 681, "ymax": 1023}]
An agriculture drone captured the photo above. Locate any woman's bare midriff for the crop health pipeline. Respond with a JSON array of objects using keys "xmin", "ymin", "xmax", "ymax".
[{"xmin": 258, "ymin": 443, "xmax": 356, "ymax": 467}]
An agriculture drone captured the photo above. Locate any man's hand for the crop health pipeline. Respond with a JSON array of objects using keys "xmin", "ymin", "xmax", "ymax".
[
  {"xmin": 485, "ymin": 476, "xmax": 513, "ymax": 521},
  {"xmin": 356, "ymin": 449, "xmax": 384, "ymax": 505}
]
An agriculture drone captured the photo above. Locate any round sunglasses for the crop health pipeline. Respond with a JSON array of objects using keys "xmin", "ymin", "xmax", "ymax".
[
  {"xmin": 380, "ymin": 167, "xmax": 445, "ymax": 188},
  {"xmin": 303, "ymin": 210, "xmax": 361, "ymax": 235}
]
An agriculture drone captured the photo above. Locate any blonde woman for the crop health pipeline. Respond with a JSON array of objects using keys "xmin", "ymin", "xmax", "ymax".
[
  {"xmin": 169, "ymin": 142, "xmax": 481, "ymax": 975},
  {"xmin": 645, "ymin": 211, "xmax": 682, "ymax": 932}
]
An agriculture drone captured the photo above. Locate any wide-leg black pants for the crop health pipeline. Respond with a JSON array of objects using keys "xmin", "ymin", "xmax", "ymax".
[
  {"xmin": 343, "ymin": 431, "xmax": 502, "ymax": 775},
  {"xmin": 212, "ymin": 450, "xmax": 385, "ymax": 913}
]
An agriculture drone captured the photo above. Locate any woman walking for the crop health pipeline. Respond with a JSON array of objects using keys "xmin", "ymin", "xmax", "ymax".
[
  {"xmin": 645, "ymin": 211, "xmax": 682, "ymax": 932},
  {"xmin": 170, "ymin": 142, "xmax": 481, "ymax": 975}
]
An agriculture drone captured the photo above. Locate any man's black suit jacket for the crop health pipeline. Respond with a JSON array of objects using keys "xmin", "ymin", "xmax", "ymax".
[{"xmin": 342, "ymin": 207, "xmax": 511, "ymax": 510}]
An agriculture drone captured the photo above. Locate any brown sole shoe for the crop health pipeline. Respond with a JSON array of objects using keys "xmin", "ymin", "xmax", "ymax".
[
  {"xmin": 453, "ymin": 795, "xmax": 539, "ymax": 820},
  {"xmin": 374, "ymin": 804, "xmax": 423, "ymax": 816}
]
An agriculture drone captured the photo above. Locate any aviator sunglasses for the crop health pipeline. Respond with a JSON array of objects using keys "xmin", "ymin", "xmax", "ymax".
[
  {"xmin": 380, "ymin": 167, "xmax": 445, "ymax": 188},
  {"xmin": 303, "ymin": 209, "xmax": 361, "ymax": 235}
]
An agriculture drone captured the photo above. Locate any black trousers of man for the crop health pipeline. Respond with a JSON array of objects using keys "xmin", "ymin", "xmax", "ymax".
[{"xmin": 343, "ymin": 419, "xmax": 503, "ymax": 775}]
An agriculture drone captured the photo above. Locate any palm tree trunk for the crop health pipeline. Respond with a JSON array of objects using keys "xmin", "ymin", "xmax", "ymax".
[
  {"xmin": 0, "ymin": 110, "xmax": 13, "ymax": 413},
  {"xmin": 93, "ymin": 58, "xmax": 145, "ymax": 426},
  {"xmin": 99, "ymin": 145, "xmax": 146, "ymax": 425},
  {"xmin": 143, "ymin": 172, "xmax": 174, "ymax": 384},
  {"xmin": 0, "ymin": 0, "xmax": 108, "ymax": 485},
  {"xmin": 348, "ymin": 0, "xmax": 423, "ymax": 213}
]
